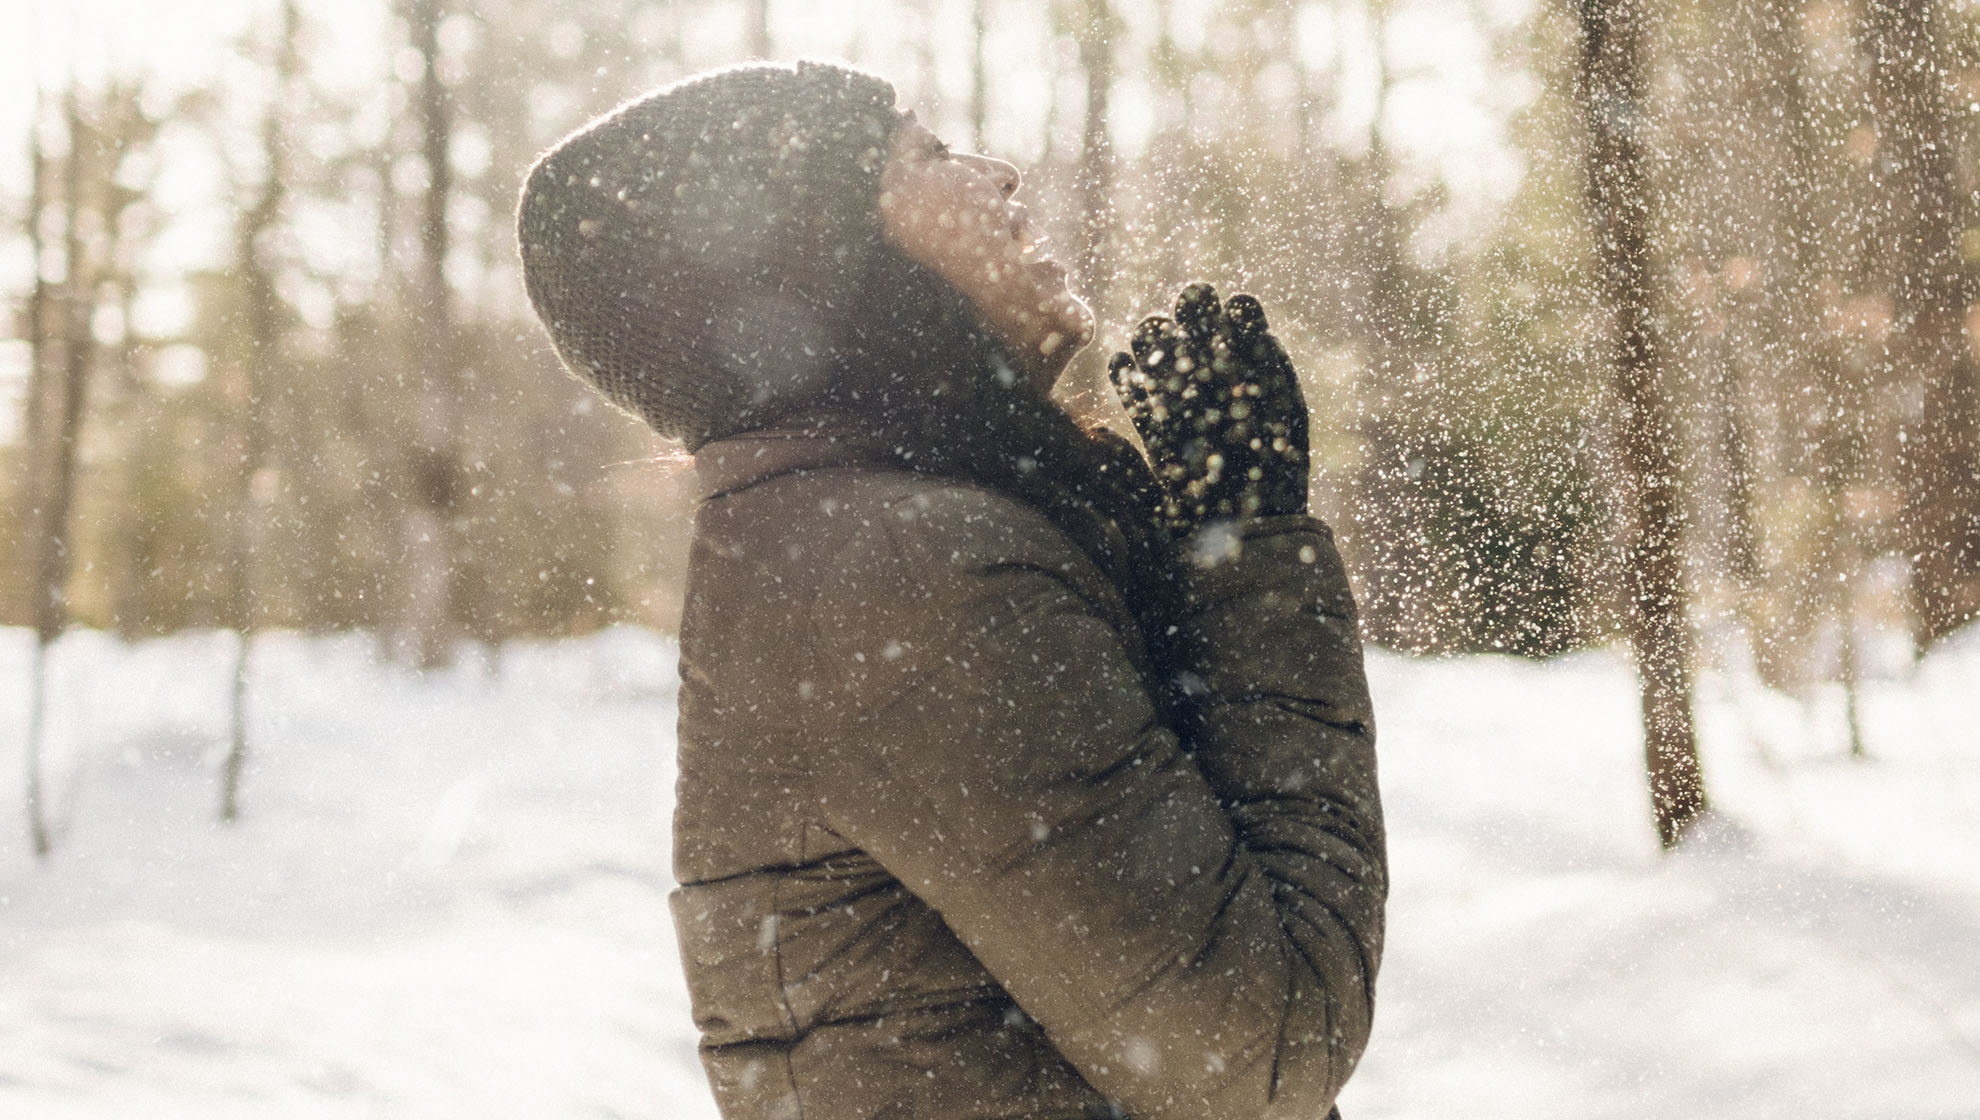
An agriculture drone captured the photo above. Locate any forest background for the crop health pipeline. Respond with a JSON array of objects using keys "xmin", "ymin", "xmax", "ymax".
[{"xmin": 7, "ymin": 0, "xmax": 1980, "ymax": 846}]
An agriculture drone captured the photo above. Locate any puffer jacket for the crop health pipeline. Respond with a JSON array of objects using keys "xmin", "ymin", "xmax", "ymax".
[{"xmin": 671, "ymin": 421, "xmax": 1386, "ymax": 1120}]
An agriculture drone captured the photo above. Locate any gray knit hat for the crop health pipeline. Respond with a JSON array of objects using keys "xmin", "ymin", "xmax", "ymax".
[{"xmin": 517, "ymin": 62, "xmax": 901, "ymax": 449}]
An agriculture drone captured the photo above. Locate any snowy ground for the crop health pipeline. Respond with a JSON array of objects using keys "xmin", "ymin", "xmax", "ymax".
[{"xmin": 2, "ymin": 625, "xmax": 1977, "ymax": 1119}]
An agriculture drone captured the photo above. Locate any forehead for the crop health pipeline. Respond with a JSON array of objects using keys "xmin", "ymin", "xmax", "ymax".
[{"xmin": 891, "ymin": 111, "xmax": 939, "ymax": 146}]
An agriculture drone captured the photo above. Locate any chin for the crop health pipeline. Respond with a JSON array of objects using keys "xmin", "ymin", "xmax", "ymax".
[
  {"xmin": 989, "ymin": 277, "xmax": 1093, "ymax": 391},
  {"xmin": 1048, "ymin": 288, "xmax": 1095, "ymax": 354},
  {"xmin": 1063, "ymin": 290, "xmax": 1096, "ymax": 348},
  {"xmin": 1026, "ymin": 301, "xmax": 1091, "ymax": 390}
]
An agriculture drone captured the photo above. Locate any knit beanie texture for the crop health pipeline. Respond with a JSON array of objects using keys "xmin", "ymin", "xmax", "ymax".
[{"xmin": 517, "ymin": 62, "xmax": 901, "ymax": 449}]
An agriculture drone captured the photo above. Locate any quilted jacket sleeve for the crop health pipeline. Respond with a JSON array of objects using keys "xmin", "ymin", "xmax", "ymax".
[{"xmin": 807, "ymin": 489, "xmax": 1385, "ymax": 1120}]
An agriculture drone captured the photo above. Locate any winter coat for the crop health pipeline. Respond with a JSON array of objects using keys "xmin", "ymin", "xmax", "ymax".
[{"xmin": 670, "ymin": 420, "xmax": 1386, "ymax": 1120}]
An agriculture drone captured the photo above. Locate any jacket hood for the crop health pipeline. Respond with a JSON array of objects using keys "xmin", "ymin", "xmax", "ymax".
[{"xmin": 517, "ymin": 62, "xmax": 902, "ymax": 450}]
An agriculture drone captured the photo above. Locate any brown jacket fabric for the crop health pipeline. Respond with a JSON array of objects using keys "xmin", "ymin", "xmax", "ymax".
[{"xmin": 671, "ymin": 422, "xmax": 1386, "ymax": 1120}]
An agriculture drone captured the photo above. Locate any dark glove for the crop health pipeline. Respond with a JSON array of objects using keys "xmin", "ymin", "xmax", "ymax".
[{"xmin": 1108, "ymin": 284, "xmax": 1310, "ymax": 539}]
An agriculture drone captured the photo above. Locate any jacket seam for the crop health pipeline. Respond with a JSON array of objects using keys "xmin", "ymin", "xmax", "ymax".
[{"xmin": 764, "ymin": 870, "xmax": 807, "ymax": 1120}]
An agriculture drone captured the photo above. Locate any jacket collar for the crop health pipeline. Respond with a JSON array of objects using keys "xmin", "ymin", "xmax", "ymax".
[{"xmin": 693, "ymin": 412, "xmax": 896, "ymax": 501}]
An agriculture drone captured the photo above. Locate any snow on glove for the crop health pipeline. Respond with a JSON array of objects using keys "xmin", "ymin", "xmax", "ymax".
[{"xmin": 1108, "ymin": 283, "xmax": 1310, "ymax": 541}]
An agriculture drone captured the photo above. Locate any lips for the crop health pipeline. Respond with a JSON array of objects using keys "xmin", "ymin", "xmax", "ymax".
[
  {"xmin": 1013, "ymin": 222, "xmax": 1050, "ymax": 262},
  {"xmin": 998, "ymin": 201, "xmax": 1063, "ymax": 278},
  {"xmin": 1006, "ymin": 201, "xmax": 1048, "ymax": 257}
]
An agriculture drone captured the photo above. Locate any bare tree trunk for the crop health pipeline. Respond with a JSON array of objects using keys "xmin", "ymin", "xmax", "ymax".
[
  {"xmin": 19, "ymin": 66, "xmax": 54, "ymax": 862},
  {"xmin": 1708, "ymin": 323, "xmax": 1759, "ymax": 583},
  {"xmin": 914, "ymin": 9, "xmax": 939, "ymax": 120},
  {"xmin": 221, "ymin": 0, "xmax": 300, "ymax": 822},
  {"xmin": 746, "ymin": 0, "xmax": 772, "ymax": 59},
  {"xmin": 24, "ymin": 646, "xmax": 53, "ymax": 859},
  {"xmin": 403, "ymin": 0, "xmax": 461, "ymax": 669},
  {"xmin": 43, "ymin": 94, "xmax": 98, "ymax": 855},
  {"xmin": 1288, "ymin": 1, "xmax": 1320, "ymax": 158},
  {"xmin": 1072, "ymin": 0, "xmax": 1114, "ymax": 397},
  {"xmin": 970, "ymin": 0, "xmax": 989, "ymax": 151},
  {"xmin": 23, "ymin": 85, "xmax": 110, "ymax": 859},
  {"xmin": 1840, "ymin": 615, "xmax": 1868, "ymax": 756},
  {"xmin": 1756, "ymin": 0, "xmax": 1871, "ymax": 753},
  {"xmin": 1349, "ymin": 0, "xmax": 1434, "ymax": 649},
  {"xmin": 1862, "ymin": 0, "xmax": 1980, "ymax": 651},
  {"xmin": 1573, "ymin": 0, "xmax": 1708, "ymax": 849},
  {"xmin": 108, "ymin": 260, "xmax": 147, "ymax": 635},
  {"xmin": 1041, "ymin": 0, "xmax": 1115, "ymax": 412}
]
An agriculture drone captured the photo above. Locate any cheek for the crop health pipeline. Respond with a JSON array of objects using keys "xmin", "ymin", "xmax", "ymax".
[
  {"xmin": 885, "ymin": 182, "xmax": 1001, "ymax": 277},
  {"xmin": 939, "ymin": 229, "xmax": 1022, "ymax": 300}
]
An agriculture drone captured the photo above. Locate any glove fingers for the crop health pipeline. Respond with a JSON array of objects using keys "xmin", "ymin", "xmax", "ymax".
[
  {"xmin": 1246, "ymin": 333, "xmax": 1292, "ymax": 398},
  {"xmin": 1175, "ymin": 282, "xmax": 1222, "ymax": 342},
  {"xmin": 1107, "ymin": 350, "xmax": 1142, "ymax": 405},
  {"xmin": 1130, "ymin": 316, "xmax": 1178, "ymax": 366},
  {"xmin": 1225, "ymin": 293, "xmax": 1268, "ymax": 341},
  {"xmin": 1265, "ymin": 338, "xmax": 1308, "ymax": 428},
  {"xmin": 1108, "ymin": 349, "xmax": 1165, "ymax": 452},
  {"xmin": 1123, "ymin": 286, "xmax": 1313, "ymax": 534}
]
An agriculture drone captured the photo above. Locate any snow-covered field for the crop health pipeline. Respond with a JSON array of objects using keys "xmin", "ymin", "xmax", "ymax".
[{"xmin": 2, "ymin": 624, "xmax": 1977, "ymax": 1119}]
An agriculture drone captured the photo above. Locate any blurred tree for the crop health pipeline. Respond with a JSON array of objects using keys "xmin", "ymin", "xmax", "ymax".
[
  {"xmin": 1345, "ymin": 0, "xmax": 1449, "ymax": 650},
  {"xmin": 1069, "ymin": 0, "xmax": 1118, "ymax": 405},
  {"xmin": 17, "ymin": 71, "xmax": 158, "ymax": 858},
  {"xmin": 400, "ymin": 0, "xmax": 466, "ymax": 668},
  {"xmin": 1572, "ymin": 0, "xmax": 1709, "ymax": 847},
  {"xmin": 1749, "ymin": 0, "xmax": 1871, "ymax": 751},
  {"xmin": 747, "ymin": 0, "xmax": 772, "ymax": 59},
  {"xmin": 971, "ymin": 0, "xmax": 991, "ymax": 151},
  {"xmin": 220, "ymin": 0, "xmax": 302, "ymax": 823},
  {"xmin": 18, "ymin": 75, "xmax": 55, "ymax": 861},
  {"xmin": 1861, "ymin": 0, "xmax": 1980, "ymax": 652}
]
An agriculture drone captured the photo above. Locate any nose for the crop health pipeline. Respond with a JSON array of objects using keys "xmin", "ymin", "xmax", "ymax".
[{"xmin": 963, "ymin": 153, "xmax": 1021, "ymax": 199}]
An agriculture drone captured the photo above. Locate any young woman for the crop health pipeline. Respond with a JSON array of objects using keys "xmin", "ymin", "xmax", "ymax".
[{"xmin": 518, "ymin": 61, "xmax": 1385, "ymax": 1120}]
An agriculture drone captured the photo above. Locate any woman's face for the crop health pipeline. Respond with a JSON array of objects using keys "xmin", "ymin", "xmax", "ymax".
[{"xmin": 878, "ymin": 113, "xmax": 1094, "ymax": 391}]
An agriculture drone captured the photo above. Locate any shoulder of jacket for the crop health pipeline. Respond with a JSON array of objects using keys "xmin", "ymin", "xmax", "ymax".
[
  {"xmin": 781, "ymin": 469, "xmax": 1093, "ymax": 641},
  {"xmin": 795, "ymin": 469, "xmax": 1114, "ymax": 720},
  {"xmin": 726, "ymin": 464, "xmax": 1080, "ymax": 573},
  {"xmin": 855, "ymin": 473, "xmax": 1088, "ymax": 582}
]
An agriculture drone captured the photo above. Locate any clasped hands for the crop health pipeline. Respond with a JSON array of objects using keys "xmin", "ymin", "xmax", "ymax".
[{"xmin": 1108, "ymin": 284, "xmax": 1311, "ymax": 544}]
